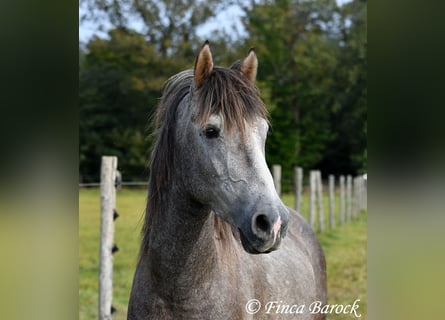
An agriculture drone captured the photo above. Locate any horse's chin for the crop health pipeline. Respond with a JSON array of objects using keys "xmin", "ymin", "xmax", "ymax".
[{"xmin": 238, "ymin": 229, "xmax": 279, "ymax": 254}]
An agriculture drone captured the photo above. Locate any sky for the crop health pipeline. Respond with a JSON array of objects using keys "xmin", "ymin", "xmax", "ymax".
[{"xmin": 79, "ymin": 0, "xmax": 353, "ymax": 44}]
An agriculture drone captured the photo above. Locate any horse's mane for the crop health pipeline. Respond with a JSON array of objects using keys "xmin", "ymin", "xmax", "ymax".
[{"xmin": 141, "ymin": 66, "xmax": 268, "ymax": 254}]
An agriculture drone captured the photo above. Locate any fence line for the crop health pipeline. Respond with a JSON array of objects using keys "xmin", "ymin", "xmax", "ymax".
[
  {"xmin": 90, "ymin": 161, "xmax": 367, "ymax": 239},
  {"xmin": 270, "ymin": 166, "xmax": 366, "ymax": 233},
  {"xmin": 80, "ymin": 181, "xmax": 148, "ymax": 187}
]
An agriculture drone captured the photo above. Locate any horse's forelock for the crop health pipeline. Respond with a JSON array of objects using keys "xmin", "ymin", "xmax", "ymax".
[{"xmin": 195, "ymin": 66, "xmax": 268, "ymax": 138}]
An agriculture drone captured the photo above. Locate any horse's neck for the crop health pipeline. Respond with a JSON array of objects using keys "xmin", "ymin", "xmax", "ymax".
[{"xmin": 143, "ymin": 189, "xmax": 228, "ymax": 300}]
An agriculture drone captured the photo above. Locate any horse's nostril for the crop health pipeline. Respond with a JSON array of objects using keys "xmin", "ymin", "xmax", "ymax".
[{"xmin": 254, "ymin": 214, "xmax": 271, "ymax": 234}]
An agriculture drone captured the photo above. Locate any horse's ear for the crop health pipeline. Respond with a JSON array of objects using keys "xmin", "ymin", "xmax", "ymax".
[
  {"xmin": 194, "ymin": 40, "xmax": 213, "ymax": 88},
  {"xmin": 241, "ymin": 48, "xmax": 257, "ymax": 82}
]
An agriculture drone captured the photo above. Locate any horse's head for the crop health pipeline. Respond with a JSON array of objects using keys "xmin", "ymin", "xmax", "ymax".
[{"xmin": 172, "ymin": 42, "xmax": 288, "ymax": 254}]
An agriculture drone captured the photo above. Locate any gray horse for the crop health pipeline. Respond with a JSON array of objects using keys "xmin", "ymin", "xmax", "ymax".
[{"xmin": 128, "ymin": 41, "xmax": 327, "ymax": 320}]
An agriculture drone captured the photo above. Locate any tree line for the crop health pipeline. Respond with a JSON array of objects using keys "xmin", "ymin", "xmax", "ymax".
[{"xmin": 79, "ymin": 0, "xmax": 367, "ymax": 189}]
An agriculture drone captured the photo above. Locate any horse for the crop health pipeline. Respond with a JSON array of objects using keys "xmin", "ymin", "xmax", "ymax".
[{"xmin": 128, "ymin": 41, "xmax": 327, "ymax": 320}]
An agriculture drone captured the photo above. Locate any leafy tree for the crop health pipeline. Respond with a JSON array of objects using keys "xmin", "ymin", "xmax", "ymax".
[
  {"xmin": 320, "ymin": 0, "xmax": 367, "ymax": 175},
  {"xmin": 80, "ymin": 0, "xmax": 230, "ymax": 58},
  {"xmin": 79, "ymin": 0, "xmax": 367, "ymax": 185},
  {"xmin": 79, "ymin": 0, "xmax": 241, "ymax": 182},
  {"xmin": 242, "ymin": 0, "xmax": 343, "ymax": 188},
  {"xmin": 80, "ymin": 28, "xmax": 184, "ymax": 181}
]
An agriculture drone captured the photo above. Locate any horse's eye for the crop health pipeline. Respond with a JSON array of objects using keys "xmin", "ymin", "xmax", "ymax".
[{"xmin": 204, "ymin": 126, "xmax": 220, "ymax": 139}]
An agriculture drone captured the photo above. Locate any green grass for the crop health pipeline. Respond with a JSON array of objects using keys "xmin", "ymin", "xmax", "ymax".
[
  {"xmin": 80, "ymin": 189, "xmax": 366, "ymax": 319},
  {"xmin": 79, "ymin": 188, "xmax": 145, "ymax": 320}
]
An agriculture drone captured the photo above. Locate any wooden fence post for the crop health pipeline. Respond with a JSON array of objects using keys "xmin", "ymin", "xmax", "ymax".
[
  {"xmin": 346, "ymin": 175, "xmax": 352, "ymax": 222},
  {"xmin": 316, "ymin": 171, "xmax": 325, "ymax": 232},
  {"xmin": 339, "ymin": 175, "xmax": 345, "ymax": 225},
  {"xmin": 309, "ymin": 170, "xmax": 317, "ymax": 229},
  {"xmin": 272, "ymin": 164, "xmax": 282, "ymax": 197},
  {"xmin": 354, "ymin": 177, "xmax": 359, "ymax": 218},
  {"xmin": 358, "ymin": 175, "xmax": 366, "ymax": 212},
  {"xmin": 363, "ymin": 176, "xmax": 368, "ymax": 210},
  {"xmin": 99, "ymin": 156, "xmax": 118, "ymax": 320},
  {"xmin": 294, "ymin": 166, "xmax": 303, "ymax": 213},
  {"xmin": 328, "ymin": 174, "xmax": 335, "ymax": 229},
  {"xmin": 362, "ymin": 176, "xmax": 366, "ymax": 210},
  {"xmin": 358, "ymin": 176, "xmax": 363, "ymax": 212},
  {"xmin": 356, "ymin": 176, "xmax": 360, "ymax": 213}
]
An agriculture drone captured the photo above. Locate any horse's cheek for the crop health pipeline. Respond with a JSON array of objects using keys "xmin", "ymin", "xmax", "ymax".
[
  {"xmin": 209, "ymin": 148, "xmax": 227, "ymax": 178},
  {"xmin": 175, "ymin": 139, "xmax": 210, "ymax": 201}
]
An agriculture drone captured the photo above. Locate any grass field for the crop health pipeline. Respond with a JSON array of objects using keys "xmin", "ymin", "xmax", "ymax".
[{"xmin": 79, "ymin": 188, "xmax": 366, "ymax": 319}]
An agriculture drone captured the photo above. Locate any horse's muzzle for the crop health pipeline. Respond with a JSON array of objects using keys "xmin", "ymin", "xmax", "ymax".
[{"xmin": 238, "ymin": 207, "xmax": 289, "ymax": 254}]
